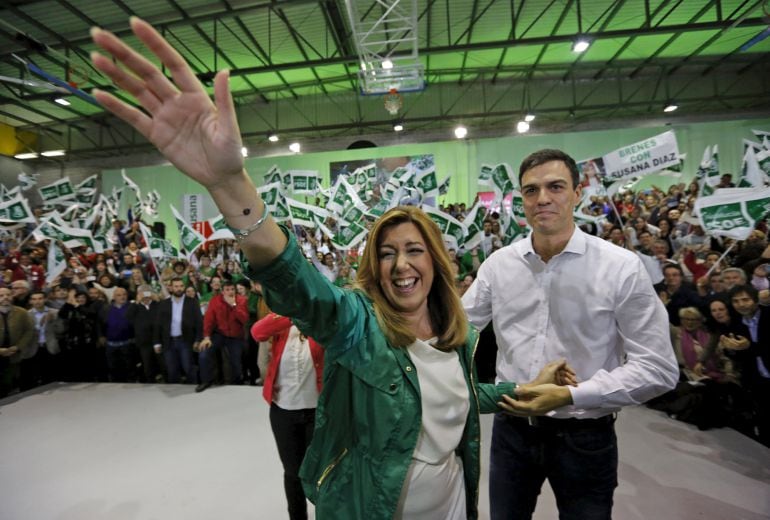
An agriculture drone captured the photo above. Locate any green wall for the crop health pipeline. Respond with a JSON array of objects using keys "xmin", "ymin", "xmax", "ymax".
[{"xmin": 103, "ymin": 117, "xmax": 770, "ymax": 246}]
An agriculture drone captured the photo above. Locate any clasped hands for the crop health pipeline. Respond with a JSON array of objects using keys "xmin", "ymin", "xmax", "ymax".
[{"xmin": 498, "ymin": 359, "xmax": 578, "ymax": 417}]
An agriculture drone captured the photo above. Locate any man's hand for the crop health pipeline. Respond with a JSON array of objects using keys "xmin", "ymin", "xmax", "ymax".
[
  {"xmin": 498, "ymin": 384, "xmax": 573, "ymax": 416},
  {"xmin": 153, "ymin": 343, "xmax": 162, "ymax": 354},
  {"xmin": 720, "ymin": 334, "xmax": 750, "ymax": 350},
  {"xmin": 0, "ymin": 346, "xmax": 18, "ymax": 357},
  {"xmin": 223, "ymin": 293, "xmax": 236, "ymax": 306},
  {"xmin": 529, "ymin": 359, "xmax": 578, "ymax": 387},
  {"xmin": 198, "ymin": 338, "xmax": 212, "ymax": 351}
]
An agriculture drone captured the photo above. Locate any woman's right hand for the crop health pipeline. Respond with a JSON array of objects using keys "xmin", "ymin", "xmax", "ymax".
[{"xmin": 90, "ymin": 17, "xmax": 244, "ymax": 190}]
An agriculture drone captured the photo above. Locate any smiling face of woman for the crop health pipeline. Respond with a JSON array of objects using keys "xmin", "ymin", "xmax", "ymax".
[{"xmin": 377, "ymin": 222, "xmax": 434, "ymax": 318}]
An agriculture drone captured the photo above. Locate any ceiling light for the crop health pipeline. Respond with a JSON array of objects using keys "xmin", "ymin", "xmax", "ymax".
[
  {"xmin": 41, "ymin": 150, "xmax": 66, "ymax": 157},
  {"xmin": 14, "ymin": 152, "xmax": 38, "ymax": 160},
  {"xmin": 454, "ymin": 126, "xmax": 468, "ymax": 139},
  {"xmin": 571, "ymin": 39, "xmax": 591, "ymax": 53},
  {"xmin": 382, "ymin": 59, "xmax": 393, "ymax": 70},
  {"xmin": 241, "ymin": 147, "xmax": 248, "ymax": 157},
  {"xmin": 54, "ymin": 98, "xmax": 70, "ymax": 106},
  {"xmin": 524, "ymin": 113, "xmax": 536, "ymax": 122},
  {"xmin": 663, "ymin": 102, "xmax": 678, "ymax": 113},
  {"xmin": 393, "ymin": 122, "xmax": 404, "ymax": 132},
  {"xmin": 516, "ymin": 121, "xmax": 530, "ymax": 133},
  {"xmin": 289, "ymin": 142, "xmax": 301, "ymax": 153},
  {"xmin": 268, "ymin": 133, "xmax": 279, "ymax": 142}
]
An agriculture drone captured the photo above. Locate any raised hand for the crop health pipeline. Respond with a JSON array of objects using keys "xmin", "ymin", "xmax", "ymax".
[{"xmin": 90, "ymin": 17, "xmax": 243, "ymax": 190}]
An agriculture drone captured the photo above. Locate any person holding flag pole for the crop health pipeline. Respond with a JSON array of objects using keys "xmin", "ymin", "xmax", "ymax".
[{"xmin": 90, "ymin": 18, "xmax": 577, "ymax": 520}]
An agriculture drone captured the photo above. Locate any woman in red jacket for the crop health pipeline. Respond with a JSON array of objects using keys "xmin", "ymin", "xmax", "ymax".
[{"xmin": 251, "ymin": 313, "xmax": 323, "ymax": 520}]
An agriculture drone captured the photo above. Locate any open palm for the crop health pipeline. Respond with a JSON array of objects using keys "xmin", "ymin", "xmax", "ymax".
[{"xmin": 91, "ymin": 18, "xmax": 243, "ymax": 188}]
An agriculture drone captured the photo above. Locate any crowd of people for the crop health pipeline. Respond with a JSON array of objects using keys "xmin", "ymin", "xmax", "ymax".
[{"xmin": 1, "ymin": 172, "xmax": 768, "ymax": 435}]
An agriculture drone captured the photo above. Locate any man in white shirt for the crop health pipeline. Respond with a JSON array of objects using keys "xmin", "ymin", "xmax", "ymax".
[{"xmin": 462, "ymin": 148, "xmax": 678, "ymax": 520}]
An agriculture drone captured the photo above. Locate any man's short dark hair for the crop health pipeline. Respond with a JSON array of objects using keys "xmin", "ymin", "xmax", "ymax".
[
  {"xmin": 518, "ymin": 149, "xmax": 580, "ymax": 188},
  {"xmin": 222, "ymin": 280, "xmax": 236, "ymax": 289},
  {"xmin": 29, "ymin": 290, "xmax": 46, "ymax": 299},
  {"xmin": 170, "ymin": 276, "xmax": 184, "ymax": 285},
  {"xmin": 729, "ymin": 284, "xmax": 758, "ymax": 303},
  {"xmin": 663, "ymin": 263, "xmax": 683, "ymax": 275}
]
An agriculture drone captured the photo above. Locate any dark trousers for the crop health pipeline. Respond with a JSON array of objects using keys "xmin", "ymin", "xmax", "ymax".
[
  {"xmin": 269, "ymin": 403, "xmax": 315, "ymax": 520},
  {"xmin": 242, "ymin": 332, "xmax": 260, "ymax": 384},
  {"xmin": 20, "ymin": 348, "xmax": 58, "ymax": 391},
  {"xmin": 105, "ymin": 343, "xmax": 138, "ymax": 383},
  {"xmin": 163, "ymin": 337, "xmax": 196, "ymax": 384},
  {"xmin": 136, "ymin": 342, "xmax": 164, "ymax": 383},
  {"xmin": 199, "ymin": 333, "xmax": 243, "ymax": 385},
  {"xmin": 489, "ymin": 413, "xmax": 618, "ymax": 520}
]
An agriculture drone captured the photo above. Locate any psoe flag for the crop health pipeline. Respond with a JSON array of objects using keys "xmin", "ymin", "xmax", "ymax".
[
  {"xmin": 602, "ymin": 131, "xmax": 680, "ymax": 182},
  {"xmin": 695, "ymin": 187, "xmax": 770, "ymax": 240}
]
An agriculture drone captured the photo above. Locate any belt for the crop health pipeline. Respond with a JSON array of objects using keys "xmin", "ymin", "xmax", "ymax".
[
  {"xmin": 506, "ymin": 413, "xmax": 616, "ymax": 430},
  {"xmin": 171, "ymin": 335, "xmax": 183, "ymax": 339},
  {"xmin": 106, "ymin": 339, "xmax": 134, "ymax": 348}
]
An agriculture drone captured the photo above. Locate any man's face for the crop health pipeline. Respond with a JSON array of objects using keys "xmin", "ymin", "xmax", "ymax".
[
  {"xmin": 721, "ymin": 271, "xmax": 743, "ymax": 289},
  {"xmin": 201, "ymin": 256, "xmax": 210, "ymax": 267},
  {"xmin": 30, "ymin": 293, "xmax": 46, "ymax": 310},
  {"xmin": 123, "ymin": 254, "xmax": 134, "ymax": 266},
  {"xmin": 483, "ymin": 221, "xmax": 492, "ymax": 236},
  {"xmin": 88, "ymin": 288, "xmax": 102, "ymax": 301},
  {"xmin": 664, "ymin": 268, "xmax": 682, "ymax": 291},
  {"xmin": 638, "ymin": 233, "xmax": 652, "ymax": 249},
  {"xmin": 19, "ymin": 254, "xmax": 30, "ymax": 266},
  {"xmin": 222, "ymin": 285, "xmax": 236, "ymax": 298},
  {"xmin": 709, "ymin": 275, "xmax": 723, "ymax": 293},
  {"xmin": 732, "ymin": 291, "xmax": 758, "ymax": 317},
  {"xmin": 113, "ymin": 288, "xmax": 128, "ymax": 305},
  {"xmin": 668, "ymin": 209, "xmax": 680, "ymax": 221},
  {"xmin": 0, "ymin": 288, "xmax": 12, "ymax": 307},
  {"xmin": 171, "ymin": 281, "xmax": 185, "ymax": 297},
  {"xmin": 705, "ymin": 253, "xmax": 720, "ymax": 268},
  {"xmin": 652, "ymin": 242, "xmax": 667, "ymax": 257},
  {"xmin": 11, "ymin": 284, "xmax": 28, "ymax": 298},
  {"xmin": 521, "ymin": 160, "xmax": 580, "ymax": 239},
  {"xmin": 609, "ymin": 229, "xmax": 624, "ymax": 244},
  {"xmin": 54, "ymin": 287, "xmax": 67, "ymax": 300}
]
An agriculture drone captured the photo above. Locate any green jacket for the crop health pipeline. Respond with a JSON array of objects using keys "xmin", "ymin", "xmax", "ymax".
[{"xmin": 244, "ymin": 229, "xmax": 515, "ymax": 520}]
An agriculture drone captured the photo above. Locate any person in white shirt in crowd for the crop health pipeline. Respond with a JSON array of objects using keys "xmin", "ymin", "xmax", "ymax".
[{"xmin": 462, "ymin": 148, "xmax": 679, "ymax": 520}]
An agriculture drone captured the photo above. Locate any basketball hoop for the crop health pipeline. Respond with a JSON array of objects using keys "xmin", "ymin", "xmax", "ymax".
[{"xmin": 383, "ymin": 88, "xmax": 403, "ymax": 115}]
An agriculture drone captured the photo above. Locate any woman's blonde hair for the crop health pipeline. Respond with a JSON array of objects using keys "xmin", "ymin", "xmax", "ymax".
[{"xmin": 355, "ymin": 206, "xmax": 468, "ymax": 350}]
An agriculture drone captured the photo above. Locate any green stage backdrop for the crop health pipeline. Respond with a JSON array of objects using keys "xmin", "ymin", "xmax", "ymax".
[{"xmin": 103, "ymin": 117, "xmax": 770, "ymax": 248}]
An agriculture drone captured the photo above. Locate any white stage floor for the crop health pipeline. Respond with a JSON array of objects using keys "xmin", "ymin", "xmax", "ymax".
[{"xmin": 1, "ymin": 383, "xmax": 769, "ymax": 520}]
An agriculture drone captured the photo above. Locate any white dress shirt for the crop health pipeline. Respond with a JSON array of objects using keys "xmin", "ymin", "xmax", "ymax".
[
  {"xmin": 463, "ymin": 227, "xmax": 678, "ymax": 418},
  {"xmin": 273, "ymin": 326, "xmax": 319, "ymax": 410}
]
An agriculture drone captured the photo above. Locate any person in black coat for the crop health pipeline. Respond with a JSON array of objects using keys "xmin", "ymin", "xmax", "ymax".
[
  {"xmin": 153, "ymin": 277, "xmax": 202, "ymax": 384},
  {"xmin": 127, "ymin": 284, "xmax": 163, "ymax": 383}
]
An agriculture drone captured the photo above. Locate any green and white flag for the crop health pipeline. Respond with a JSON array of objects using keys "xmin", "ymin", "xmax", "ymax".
[
  {"xmin": 502, "ymin": 213, "xmax": 527, "ymax": 246},
  {"xmin": 18, "ymin": 172, "xmax": 38, "ymax": 192},
  {"xmin": 331, "ymin": 220, "xmax": 368, "ymax": 250},
  {"xmin": 264, "ymin": 165, "xmax": 283, "ymax": 187},
  {"xmin": 46, "ymin": 240, "xmax": 67, "ymax": 284},
  {"xmin": 75, "ymin": 174, "xmax": 98, "ymax": 194},
  {"xmin": 415, "ymin": 166, "xmax": 439, "ymax": 200},
  {"xmin": 463, "ymin": 201, "xmax": 489, "ymax": 250},
  {"xmin": 510, "ymin": 190, "xmax": 526, "ymax": 222},
  {"xmin": 206, "ymin": 214, "xmax": 235, "ymax": 241},
  {"xmin": 47, "ymin": 222, "xmax": 101, "ymax": 252},
  {"xmin": 438, "ymin": 176, "xmax": 451, "ymax": 196},
  {"xmin": 38, "ymin": 177, "xmax": 76, "ymax": 204},
  {"xmin": 141, "ymin": 223, "xmax": 180, "ymax": 266},
  {"xmin": 696, "ymin": 145, "xmax": 720, "ymax": 196},
  {"xmin": 171, "ymin": 204, "xmax": 206, "ymax": 257},
  {"xmin": 741, "ymin": 146, "xmax": 770, "ymax": 188},
  {"xmin": 290, "ymin": 170, "xmax": 320, "ymax": 195},
  {"xmin": 0, "ymin": 195, "xmax": 36, "ymax": 224},
  {"xmin": 286, "ymin": 197, "xmax": 327, "ymax": 228},
  {"xmin": 695, "ymin": 187, "xmax": 770, "ymax": 240},
  {"xmin": 271, "ymin": 195, "xmax": 291, "ymax": 224},
  {"xmin": 121, "ymin": 169, "xmax": 142, "ymax": 201},
  {"xmin": 258, "ymin": 182, "xmax": 283, "ymax": 208},
  {"xmin": 422, "ymin": 205, "xmax": 467, "ymax": 249}
]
